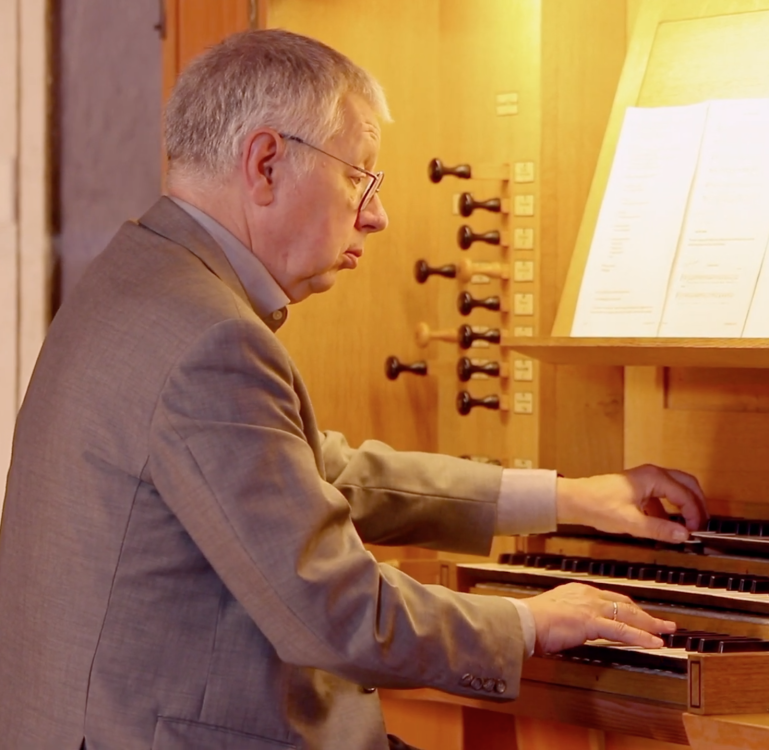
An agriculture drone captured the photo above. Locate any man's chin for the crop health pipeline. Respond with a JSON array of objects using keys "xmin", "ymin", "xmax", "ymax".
[{"xmin": 297, "ymin": 273, "xmax": 338, "ymax": 300}]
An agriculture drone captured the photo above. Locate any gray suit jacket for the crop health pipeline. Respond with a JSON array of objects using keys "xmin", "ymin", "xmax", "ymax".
[{"xmin": 0, "ymin": 198, "xmax": 523, "ymax": 750}]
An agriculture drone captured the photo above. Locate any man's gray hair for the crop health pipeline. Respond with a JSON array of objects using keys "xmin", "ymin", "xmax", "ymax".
[{"xmin": 165, "ymin": 29, "xmax": 391, "ymax": 184}]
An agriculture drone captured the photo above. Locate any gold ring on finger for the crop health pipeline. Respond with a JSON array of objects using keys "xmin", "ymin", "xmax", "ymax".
[{"xmin": 612, "ymin": 601, "xmax": 619, "ymax": 621}]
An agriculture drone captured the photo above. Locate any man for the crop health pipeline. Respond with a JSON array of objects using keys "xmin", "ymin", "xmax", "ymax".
[{"xmin": 0, "ymin": 29, "xmax": 705, "ymax": 750}]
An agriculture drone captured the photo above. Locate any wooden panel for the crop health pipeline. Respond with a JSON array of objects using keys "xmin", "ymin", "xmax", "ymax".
[
  {"xmin": 508, "ymin": 337, "xmax": 769, "ymax": 369},
  {"xmin": 514, "ymin": 717, "xmax": 603, "ymax": 750},
  {"xmin": 380, "ymin": 686, "xmax": 689, "ymax": 745},
  {"xmin": 666, "ymin": 368, "xmax": 769, "ymax": 412},
  {"xmin": 176, "ymin": 0, "xmax": 251, "ymax": 73},
  {"xmin": 606, "ymin": 734, "xmax": 683, "ymax": 750},
  {"xmin": 380, "ymin": 695, "xmax": 463, "ymax": 750},
  {"xmin": 687, "ymin": 652, "xmax": 769, "ymax": 715},
  {"xmin": 553, "ymin": 0, "xmax": 769, "ymax": 336},
  {"xmin": 683, "ymin": 712, "xmax": 769, "ymax": 750},
  {"xmin": 266, "ymin": 0, "xmax": 442, "ymax": 453},
  {"xmin": 640, "ymin": 9, "xmax": 769, "ymax": 106}
]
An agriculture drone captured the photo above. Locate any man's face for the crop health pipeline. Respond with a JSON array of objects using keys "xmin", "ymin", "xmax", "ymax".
[{"xmin": 269, "ymin": 94, "xmax": 388, "ymax": 303}]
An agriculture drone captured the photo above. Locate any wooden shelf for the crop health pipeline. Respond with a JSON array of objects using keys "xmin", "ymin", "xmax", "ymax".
[{"xmin": 502, "ymin": 338, "xmax": 769, "ymax": 369}]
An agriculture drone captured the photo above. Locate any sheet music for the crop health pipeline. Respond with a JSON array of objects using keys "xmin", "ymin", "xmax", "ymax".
[
  {"xmin": 659, "ymin": 99, "xmax": 769, "ymax": 337},
  {"xmin": 571, "ymin": 104, "xmax": 708, "ymax": 336}
]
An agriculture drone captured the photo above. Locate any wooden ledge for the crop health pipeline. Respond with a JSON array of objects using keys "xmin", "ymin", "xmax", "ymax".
[
  {"xmin": 684, "ymin": 712, "xmax": 769, "ymax": 750},
  {"xmin": 502, "ymin": 337, "xmax": 769, "ymax": 369}
]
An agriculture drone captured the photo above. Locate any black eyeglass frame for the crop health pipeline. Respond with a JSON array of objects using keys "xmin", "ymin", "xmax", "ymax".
[{"xmin": 280, "ymin": 134, "xmax": 384, "ymax": 213}]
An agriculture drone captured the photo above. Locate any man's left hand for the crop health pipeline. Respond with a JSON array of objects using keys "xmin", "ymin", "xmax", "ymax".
[{"xmin": 556, "ymin": 464, "xmax": 707, "ymax": 544}]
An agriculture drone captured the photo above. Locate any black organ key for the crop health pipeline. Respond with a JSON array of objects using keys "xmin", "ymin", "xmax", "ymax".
[
  {"xmin": 458, "ymin": 225, "xmax": 501, "ymax": 250},
  {"xmin": 686, "ymin": 635, "xmax": 761, "ymax": 653},
  {"xmin": 602, "ymin": 561, "xmax": 630, "ymax": 577},
  {"xmin": 458, "ymin": 192, "xmax": 502, "ymax": 217},
  {"xmin": 750, "ymin": 579, "xmax": 769, "ymax": 594},
  {"xmin": 428, "ymin": 158, "xmax": 471, "ymax": 183},
  {"xmin": 637, "ymin": 567, "xmax": 659, "ymax": 581},
  {"xmin": 561, "ymin": 558, "xmax": 591, "ymax": 573},
  {"xmin": 587, "ymin": 560, "xmax": 604, "ymax": 575},
  {"xmin": 414, "ymin": 259, "xmax": 456, "ymax": 284},
  {"xmin": 498, "ymin": 552, "xmax": 526, "ymax": 565},
  {"xmin": 457, "ymin": 291, "xmax": 501, "ymax": 316},
  {"xmin": 664, "ymin": 631, "xmax": 722, "ymax": 649},
  {"xmin": 669, "ymin": 569, "xmax": 698, "ymax": 585},
  {"xmin": 525, "ymin": 555, "xmax": 564, "ymax": 570}
]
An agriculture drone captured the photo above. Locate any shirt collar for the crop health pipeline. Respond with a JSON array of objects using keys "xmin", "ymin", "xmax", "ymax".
[{"xmin": 169, "ymin": 197, "xmax": 290, "ymax": 331}]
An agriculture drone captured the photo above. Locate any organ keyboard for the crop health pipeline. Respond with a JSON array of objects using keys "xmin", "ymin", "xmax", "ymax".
[{"xmin": 391, "ymin": 520, "xmax": 769, "ymax": 744}]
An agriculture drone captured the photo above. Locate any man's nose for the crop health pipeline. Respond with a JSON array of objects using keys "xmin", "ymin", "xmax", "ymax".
[{"xmin": 357, "ymin": 194, "xmax": 388, "ymax": 233}]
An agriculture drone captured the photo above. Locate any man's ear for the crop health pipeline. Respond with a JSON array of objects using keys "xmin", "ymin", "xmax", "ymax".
[{"xmin": 242, "ymin": 129, "xmax": 284, "ymax": 206}]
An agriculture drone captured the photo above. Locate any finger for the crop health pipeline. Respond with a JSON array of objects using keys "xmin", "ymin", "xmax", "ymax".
[
  {"xmin": 630, "ymin": 513, "xmax": 691, "ymax": 543},
  {"xmin": 612, "ymin": 599, "xmax": 677, "ymax": 633},
  {"xmin": 666, "ymin": 468, "xmax": 707, "ymax": 503},
  {"xmin": 651, "ymin": 469, "xmax": 706, "ymax": 530},
  {"xmin": 597, "ymin": 621, "xmax": 666, "ymax": 648},
  {"xmin": 641, "ymin": 496, "xmax": 668, "ymax": 519},
  {"xmin": 596, "ymin": 590, "xmax": 634, "ymax": 605}
]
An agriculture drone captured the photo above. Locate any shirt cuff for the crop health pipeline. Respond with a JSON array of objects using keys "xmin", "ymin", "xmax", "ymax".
[
  {"xmin": 495, "ymin": 468, "xmax": 558, "ymax": 536},
  {"xmin": 506, "ymin": 597, "xmax": 536, "ymax": 658}
]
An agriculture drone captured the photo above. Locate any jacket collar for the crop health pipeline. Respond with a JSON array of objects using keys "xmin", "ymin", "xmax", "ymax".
[{"xmin": 137, "ymin": 196, "xmax": 252, "ymax": 311}]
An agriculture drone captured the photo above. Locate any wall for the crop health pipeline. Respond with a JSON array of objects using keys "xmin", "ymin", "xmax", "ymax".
[{"xmin": 55, "ymin": 0, "xmax": 162, "ymax": 299}]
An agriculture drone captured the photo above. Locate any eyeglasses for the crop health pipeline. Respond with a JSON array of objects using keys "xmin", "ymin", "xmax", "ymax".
[{"xmin": 280, "ymin": 134, "xmax": 384, "ymax": 213}]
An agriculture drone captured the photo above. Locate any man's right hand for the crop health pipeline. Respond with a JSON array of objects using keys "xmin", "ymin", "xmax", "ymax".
[{"xmin": 524, "ymin": 582, "xmax": 676, "ymax": 655}]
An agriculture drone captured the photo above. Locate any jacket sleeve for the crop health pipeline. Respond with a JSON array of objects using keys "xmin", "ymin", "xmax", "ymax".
[
  {"xmin": 318, "ymin": 430, "xmax": 504, "ymax": 554},
  {"xmin": 148, "ymin": 318, "xmax": 524, "ymax": 699}
]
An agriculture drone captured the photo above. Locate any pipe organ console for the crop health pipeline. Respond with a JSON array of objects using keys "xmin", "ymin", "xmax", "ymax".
[
  {"xmin": 442, "ymin": 520, "xmax": 769, "ymax": 741},
  {"xmin": 173, "ymin": 2, "xmax": 769, "ymax": 749}
]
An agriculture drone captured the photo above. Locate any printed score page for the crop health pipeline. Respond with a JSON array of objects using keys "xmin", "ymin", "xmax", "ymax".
[
  {"xmin": 571, "ymin": 104, "xmax": 708, "ymax": 337},
  {"xmin": 660, "ymin": 99, "xmax": 769, "ymax": 337}
]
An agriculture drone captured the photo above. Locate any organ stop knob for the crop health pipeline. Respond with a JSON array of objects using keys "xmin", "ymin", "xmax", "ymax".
[
  {"xmin": 385, "ymin": 356, "xmax": 428, "ymax": 380},
  {"xmin": 428, "ymin": 158, "xmax": 472, "ymax": 183},
  {"xmin": 457, "ymin": 292, "xmax": 501, "ymax": 316},
  {"xmin": 458, "ymin": 324, "xmax": 501, "ymax": 350},
  {"xmin": 414, "ymin": 259, "xmax": 457, "ymax": 284},
  {"xmin": 456, "ymin": 391, "xmax": 502, "ymax": 416},
  {"xmin": 458, "ymin": 192, "xmax": 502, "ymax": 217},
  {"xmin": 458, "ymin": 225, "xmax": 501, "ymax": 250},
  {"xmin": 456, "ymin": 357, "xmax": 501, "ymax": 382}
]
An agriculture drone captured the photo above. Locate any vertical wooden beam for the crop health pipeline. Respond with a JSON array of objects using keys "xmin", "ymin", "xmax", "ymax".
[
  {"xmin": 0, "ymin": 0, "xmax": 20, "ymax": 509},
  {"xmin": 252, "ymin": 0, "xmax": 269, "ymax": 29},
  {"xmin": 17, "ymin": 0, "xmax": 51, "ymax": 402}
]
